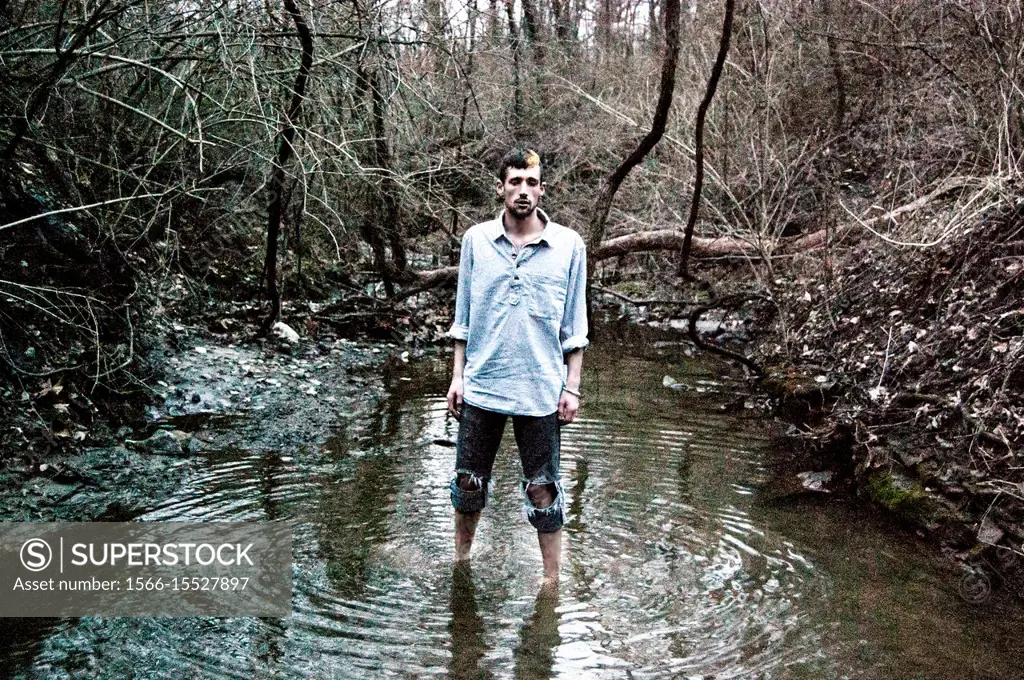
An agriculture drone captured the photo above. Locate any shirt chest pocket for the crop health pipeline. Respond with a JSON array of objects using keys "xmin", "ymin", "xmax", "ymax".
[{"xmin": 528, "ymin": 274, "xmax": 567, "ymax": 320}]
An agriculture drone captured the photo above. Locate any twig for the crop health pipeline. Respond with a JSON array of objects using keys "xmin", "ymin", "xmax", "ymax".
[
  {"xmin": 0, "ymin": 191, "xmax": 173, "ymax": 233},
  {"xmin": 878, "ymin": 325, "xmax": 893, "ymax": 388},
  {"xmin": 594, "ymin": 286, "xmax": 697, "ymax": 307},
  {"xmin": 687, "ymin": 294, "xmax": 764, "ymax": 376}
]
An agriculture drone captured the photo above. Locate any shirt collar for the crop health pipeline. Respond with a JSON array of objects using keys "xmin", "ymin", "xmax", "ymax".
[{"xmin": 489, "ymin": 208, "xmax": 551, "ymax": 245}]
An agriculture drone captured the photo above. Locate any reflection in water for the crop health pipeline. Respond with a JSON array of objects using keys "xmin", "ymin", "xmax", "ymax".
[
  {"xmin": 564, "ymin": 457, "xmax": 588, "ymax": 533},
  {"xmin": 0, "ymin": 618, "xmax": 65, "ymax": 672},
  {"xmin": 513, "ymin": 586, "xmax": 560, "ymax": 680},
  {"xmin": 448, "ymin": 564, "xmax": 492, "ymax": 680},
  {"xmin": 7, "ymin": 348, "xmax": 1024, "ymax": 679}
]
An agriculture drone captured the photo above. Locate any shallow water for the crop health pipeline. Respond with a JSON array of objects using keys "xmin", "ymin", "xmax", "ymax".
[{"xmin": 5, "ymin": 346, "xmax": 1024, "ymax": 678}]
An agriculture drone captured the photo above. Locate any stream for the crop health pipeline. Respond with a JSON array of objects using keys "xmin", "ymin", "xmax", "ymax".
[{"xmin": 2, "ymin": 341, "xmax": 1023, "ymax": 678}]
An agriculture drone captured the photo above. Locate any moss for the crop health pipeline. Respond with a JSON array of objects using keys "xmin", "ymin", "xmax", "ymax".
[
  {"xmin": 612, "ymin": 281, "xmax": 647, "ymax": 297},
  {"xmin": 761, "ymin": 367, "xmax": 825, "ymax": 397},
  {"xmin": 869, "ymin": 470, "xmax": 928, "ymax": 511}
]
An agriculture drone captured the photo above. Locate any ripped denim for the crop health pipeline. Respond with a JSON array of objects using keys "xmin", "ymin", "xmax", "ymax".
[
  {"xmin": 521, "ymin": 479, "xmax": 565, "ymax": 533},
  {"xmin": 450, "ymin": 402, "xmax": 564, "ymax": 533}
]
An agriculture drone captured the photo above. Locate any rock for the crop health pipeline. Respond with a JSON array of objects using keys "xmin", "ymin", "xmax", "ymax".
[
  {"xmin": 901, "ymin": 446, "xmax": 933, "ymax": 466},
  {"xmin": 272, "ymin": 321, "xmax": 300, "ymax": 344},
  {"xmin": 183, "ymin": 437, "xmax": 204, "ymax": 454},
  {"xmin": 869, "ymin": 470, "xmax": 928, "ymax": 512},
  {"xmin": 30, "ymin": 480, "xmax": 79, "ymax": 501},
  {"xmin": 661, "ymin": 375, "xmax": 688, "ymax": 391},
  {"xmin": 977, "ymin": 516, "xmax": 1004, "ymax": 546},
  {"xmin": 797, "ymin": 470, "xmax": 835, "ymax": 493},
  {"xmin": 868, "ymin": 469, "xmax": 961, "ymax": 531},
  {"xmin": 133, "ymin": 430, "xmax": 184, "ymax": 456}
]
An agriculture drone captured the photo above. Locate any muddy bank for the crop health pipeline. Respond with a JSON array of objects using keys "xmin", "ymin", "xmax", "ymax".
[
  {"xmin": 759, "ymin": 368, "xmax": 1024, "ymax": 596},
  {"xmin": 0, "ymin": 326, "xmax": 397, "ymax": 523}
]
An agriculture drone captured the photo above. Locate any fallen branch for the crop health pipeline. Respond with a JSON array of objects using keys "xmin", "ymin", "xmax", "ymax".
[
  {"xmin": 391, "ymin": 266, "xmax": 460, "ymax": 303},
  {"xmin": 596, "ymin": 230, "xmax": 756, "ymax": 259},
  {"xmin": 789, "ymin": 176, "xmax": 982, "ymax": 251},
  {"xmin": 687, "ymin": 294, "xmax": 764, "ymax": 376},
  {"xmin": 314, "ymin": 310, "xmax": 391, "ymax": 329},
  {"xmin": 0, "ymin": 191, "xmax": 172, "ymax": 233},
  {"xmin": 405, "ymin": 232, "xmax": 757, "ymax": 298}
]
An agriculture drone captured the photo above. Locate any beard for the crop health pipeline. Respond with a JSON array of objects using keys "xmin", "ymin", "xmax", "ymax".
[{"xmin": 507, "ymin": 200, "xmax": 536, "ymax": 219}]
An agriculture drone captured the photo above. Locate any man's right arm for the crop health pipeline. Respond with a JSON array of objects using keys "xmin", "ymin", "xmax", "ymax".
[{"xmin": 447, "ymin": 340, "xmax": 466, "ymax": 418}]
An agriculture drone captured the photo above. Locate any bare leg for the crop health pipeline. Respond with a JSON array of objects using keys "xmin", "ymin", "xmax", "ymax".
[
  {"xmin": 538, "ymin": 529, "xmax": 561, "ymax": 583},
  {"xmin": 455, "ymin": 510, "xmax": 481, "ymax": 562},
  {"xmin": 527, "ymin": 483, "xmax": 561, "ymax": 582}
]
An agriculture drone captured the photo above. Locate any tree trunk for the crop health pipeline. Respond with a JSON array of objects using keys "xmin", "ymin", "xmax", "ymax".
[
  {"xmin": 262, "ymin": 0, "xmax": 313, "ymax": 332},
  {"xmin": 597, "ymin": 0, "xmax": 613, "ymax": 50},
  {"xmin": 595, "ymin": 229, "xmax": 755, "ymax": 259},
  {"xmin": 424, "ymin": 0, "xmax": 448, "ymax": 70},
  {"xmin": 649, "ymin": 0, "xmax": 660, "ymax": 46},
  {"xmin": 489, "ymin": 0, "xmax": 501, "ymax": 40},
  {"xmin": 409, "ymin": 228, "xmax": 759, "ymax": 295},
  {"xmin": 354, "ymin": 62, "xmax": 396, "ymax": 298},
  {"xmin": 587, "ymin": 0, "xmax": 680, "ymax": 309},
  {"xmin": 371, "ymin": 68, "xmax": 406, "ymax": 275},
  {"xmin": 506, "ymin": 0, "xmax": 524, "ymax": 130},
  {"xmin": 822, "ymin": 0, "xmax": 847, "ymax": 134},
  {"xmin": 678, "ymin": 0, "xmax": 735, "ymax": 278},
  {"xmin": 520, "ymin": 0, "xmax": 545, "ymax": 65},
  {"xmin": 550, "ymin": 0, "xmax": 571, "ymax": 43}
]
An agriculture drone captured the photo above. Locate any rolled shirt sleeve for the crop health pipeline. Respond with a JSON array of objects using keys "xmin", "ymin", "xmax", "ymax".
[
  {"xmin": 448, "ymin": 231, "xmax": 473, "ymax": 341},
  {"xmin": 560, "ymin": 238, "xmax": 589, "ymax": 353}
]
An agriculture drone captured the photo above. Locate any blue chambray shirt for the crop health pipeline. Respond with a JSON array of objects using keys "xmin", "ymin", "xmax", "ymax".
[{"xmin": 449, "ymin": 209, "xmax": 589, "ymax": 416}]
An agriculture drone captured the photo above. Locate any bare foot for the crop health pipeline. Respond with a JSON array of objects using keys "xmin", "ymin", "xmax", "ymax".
[{"xmin": 538, "ymin": 573, "xmax": 559, "ymax": 595}]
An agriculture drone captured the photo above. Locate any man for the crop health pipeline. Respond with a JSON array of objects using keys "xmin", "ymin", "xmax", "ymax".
[{"xmin": 446, "ymin": 148, "xmax": 588, "ymax": 584}]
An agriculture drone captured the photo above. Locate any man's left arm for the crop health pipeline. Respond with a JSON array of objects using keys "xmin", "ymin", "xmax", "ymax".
[
  {"xmin": 559, "ymin": 349, "xmax": 584, "ymax": 423},
  {"xmin": 558, "ymin": 238, "xmax": 589, "ymax": 424}
]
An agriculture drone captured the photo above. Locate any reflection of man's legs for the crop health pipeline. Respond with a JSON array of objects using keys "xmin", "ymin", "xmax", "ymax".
[
  {"xmin": 451, "ymin": 404, "xmax": 506, "ymax": 561},
  {"xmin": 448, "ymin": 563, "xmax": 493, "ymax": 679},
  {"xmin": 513, "ymin": 581, "xmax": 560, "ymax": 679},
  {"xmin": 513, "ymin": 412, "xmax": 564, "ymax": 582}
]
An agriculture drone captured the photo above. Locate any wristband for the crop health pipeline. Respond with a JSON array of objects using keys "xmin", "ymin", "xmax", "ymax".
[{"xmin": 562, "ymin": 386, "xmax": 581, "ymax": 397}]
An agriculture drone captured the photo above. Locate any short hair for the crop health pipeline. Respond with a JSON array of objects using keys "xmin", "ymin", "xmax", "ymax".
[{"xmin": 497, "ymin": 147, "xmax": 542, "ymax": 182}]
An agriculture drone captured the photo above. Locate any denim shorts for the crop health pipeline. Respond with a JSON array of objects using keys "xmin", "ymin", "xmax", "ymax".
[{"xmin": 450, "ymin": 402, "xmax": 564, "ymax": 533}]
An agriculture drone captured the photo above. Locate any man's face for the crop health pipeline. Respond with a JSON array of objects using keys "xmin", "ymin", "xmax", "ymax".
[{"xmin": 497, "ymin": 164, "xmax": 545, "ymax": 220}]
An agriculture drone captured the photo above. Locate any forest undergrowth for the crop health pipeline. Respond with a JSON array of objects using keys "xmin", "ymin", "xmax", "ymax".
[{"xmin": 753, "ymin": 176, "xmax": 1024, "ymax": 579}]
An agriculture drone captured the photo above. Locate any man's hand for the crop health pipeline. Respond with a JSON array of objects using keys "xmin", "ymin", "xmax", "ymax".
[
  {"xmin": 447, "ymin": 377, "xmax": 464, "ymax": 419},
  {"xmin": 558, "ymin": 390, "xmax": 579, "ymax": 424}
]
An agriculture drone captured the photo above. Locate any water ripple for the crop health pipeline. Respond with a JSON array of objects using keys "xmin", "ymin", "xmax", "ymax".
[{"xmin": 19, "ymin": 353, "xmax": 1024, "ymax": 679}]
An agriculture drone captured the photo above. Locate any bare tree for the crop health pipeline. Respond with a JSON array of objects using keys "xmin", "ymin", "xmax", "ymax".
[
  {"xmin": 678, "ymin": 0, "xmax": 735, "ymax": 278},
  {"xmin": 550, "ymin": 0, "xmax": 572, "ymax": 43},
  {"xmin": 262, "ymin": 0, "xmax": 314, "ymax": 331},
  {"xmin": 506, "ymin": 0, "xmax": 524, "ymax": 130},
  {"xmin": 520, "ymin": 0, "xmax": 545, "ymax": 66},
  {"xmin": 587, "ymin": 0, "xmax": 681, "ymax": 309},
  {"xmin": 2, "ymin": 0, "xmax": 133, "ymax": 159}
]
